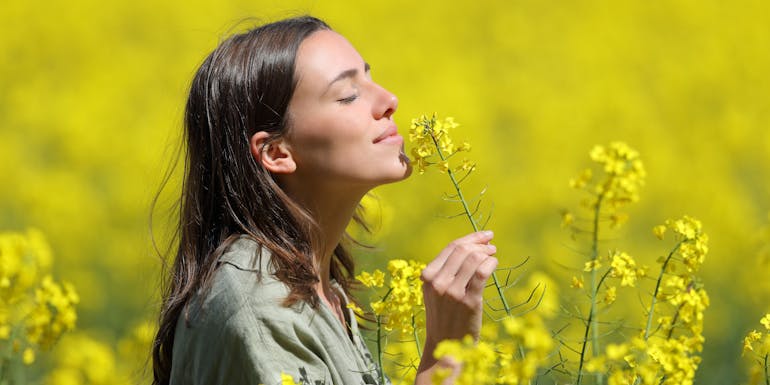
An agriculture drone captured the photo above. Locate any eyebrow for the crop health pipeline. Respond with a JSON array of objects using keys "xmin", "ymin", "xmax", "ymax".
[{"xmin": 326, "ymin": 62, "xmax": 371, "ymax": 91}]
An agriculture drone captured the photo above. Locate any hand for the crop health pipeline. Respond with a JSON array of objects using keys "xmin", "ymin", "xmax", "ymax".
[{"xmin": 415, "ymin": 231, "xmax": 498, "ymax": 384}]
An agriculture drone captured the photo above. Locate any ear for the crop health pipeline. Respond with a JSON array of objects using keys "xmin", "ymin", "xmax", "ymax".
[{"xmin": 249, "ymin": 131, "xmax": 296, "ymax": 174}]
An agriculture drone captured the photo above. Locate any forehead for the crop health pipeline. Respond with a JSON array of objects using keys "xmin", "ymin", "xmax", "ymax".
[{"xmin": 294, "ymin": 30, "xmax": 364, "ymax": 87}]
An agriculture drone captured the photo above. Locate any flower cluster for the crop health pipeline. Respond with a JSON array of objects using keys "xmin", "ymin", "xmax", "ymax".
[
  {"xmin": 563, "ymin": 143, "xmax": 712, "ymax": 385},
  {"xmin": 432, "ymin": 335, "xmax": 496, "ymax": 385},
  {"xmin": 585, "ymin": 336, "xmax": 702, "ymax": 385},
  {"xmin": 0, "ymin": 229, "xmax": 79, "ymax": 372},
  {"xmin": 578, "ymin": 250, "xmax": 646, "ymax": 309},
  {"xmin": 409, "ymin": 114, "xmax": 473, "ymax": 175},
  {"xmin": 655, "ymin": 215, "xmax": 709, "ymax": 273},
  {"xmin": 431, "ymin": 313, "xmax": 553, "ymax": 385},
  {"xmin": 357, "ymin": 259, "xmax": 426, "ymax": 335},
  {"xmin": 569, "ymin": 141, "xmax": 646, "ymax": 213},
  {"xmin": 630, "ymin": 216, "xmax": 710, "ymax": 385},
  {"xmin": 25, "ymin": 275, "xmax": 79, "ymax": 350},
  {"xmin": 742, "ymin": 314, "xmax": 770, "ymax": 385},
  {"xmin": 496, "ymin": 314, "xmax": 554, "ymax": 385},
  {"xmin": 45, "ymin": 333, "xmax": 116, "ymax": 385}
]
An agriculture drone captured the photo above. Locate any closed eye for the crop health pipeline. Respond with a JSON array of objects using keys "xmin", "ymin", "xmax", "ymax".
[{"xmin": 338, "ymin": 94, "xmax": 358, "ymax": 104}]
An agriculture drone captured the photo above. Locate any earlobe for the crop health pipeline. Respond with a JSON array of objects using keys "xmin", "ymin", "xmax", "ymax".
[{"xmin": 249, "ymin": 131, "xmax": 297, "ymax": 174}]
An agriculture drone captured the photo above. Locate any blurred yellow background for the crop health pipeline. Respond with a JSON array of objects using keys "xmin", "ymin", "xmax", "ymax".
[{"xmin": 2, "ymin": 0, "xmax": 769, "ymax": 383}]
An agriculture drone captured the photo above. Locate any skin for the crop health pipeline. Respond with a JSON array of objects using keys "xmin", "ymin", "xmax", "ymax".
[{"xmin": 250, "ymin": 30, "xmax": 498, "ymax": 385}]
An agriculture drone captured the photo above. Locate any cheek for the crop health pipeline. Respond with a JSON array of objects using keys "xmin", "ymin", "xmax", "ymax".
[{"xmin": 291, "ymin": 118, "xmax": 367, "ymax": 165}]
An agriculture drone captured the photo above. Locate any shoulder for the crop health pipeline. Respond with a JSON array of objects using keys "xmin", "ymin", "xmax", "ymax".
[
  {"xmin": 192, "ymin": 236, "xmax": 305, "ymax": 326},
  {"xmin": 170, "ymin": 237, "xmax": 330, "ymax": 384}
]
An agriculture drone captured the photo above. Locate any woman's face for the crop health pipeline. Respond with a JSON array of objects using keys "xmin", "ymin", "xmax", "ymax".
[{"xmin": 283, "ymin": 30, "xmax": 411, "ymax": 194}]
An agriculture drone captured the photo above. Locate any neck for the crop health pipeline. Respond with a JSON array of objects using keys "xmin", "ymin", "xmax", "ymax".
[{"xmin": 281, "ymin": 178, "xmax": 368, "ymax": 294}]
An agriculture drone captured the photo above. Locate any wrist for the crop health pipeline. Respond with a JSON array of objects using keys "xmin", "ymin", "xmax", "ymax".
[{"xmin": 415, "ymin": 353, "xmax": 461, "ymax": 385}]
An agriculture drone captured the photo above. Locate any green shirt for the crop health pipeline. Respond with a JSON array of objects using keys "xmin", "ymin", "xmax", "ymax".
[{"xmin": 169, "ymin": 237, "xmax": 387, "ymax": 385}]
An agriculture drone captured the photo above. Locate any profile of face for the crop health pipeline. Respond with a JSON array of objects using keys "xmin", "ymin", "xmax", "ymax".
[{"xmin": 256, "ymin": 30, "xmax": 411, "ymax": 196}]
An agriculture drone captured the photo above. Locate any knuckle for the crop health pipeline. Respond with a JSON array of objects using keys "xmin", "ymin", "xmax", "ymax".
[
  {"xmin": 455, "ymin": 243, "xmax": 472, "ymax": 254},
  {"xmin": 430, "ymin": 279, "xmax": 450, "ymax": 295},
  {"xmin": 447, "ymin": 287, "xmax": 466, "ymax": 301},
  {"xmin": 474, "ymin": 269, "xmax": 491, "ymax": 281},
  {"xmin": 470, "ymin": 251, "xmax": 486, "ymax": 263}
]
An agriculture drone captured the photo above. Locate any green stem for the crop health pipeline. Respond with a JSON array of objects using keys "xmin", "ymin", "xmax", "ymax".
[
  {"xmin": 764, "ymin": 353, "xmax": 769, "ymax": 385},
  {"xmin": 644, "ymin": 241, "xmax": 683, "ymax": 340},
  {"xmin": 586, "ymin": 193, "xmax": 606, "ymax": 385},
  {"xmin": 589, "ymin": 195, "xmax": 603, "ymax": 356},
  {"xmin": 412, "ymin": 315, "xmax": 422, "ymax": 358},
  {"xmin": 376, "ymin": 315, "xmax": 385, "ymax": 385},
  {"xmin": 429, "ymin": 132, "xmax": 511, "ymax": 315},
  {"xmin": 576, "ymin": 268, "xmax": 612, "ymax": 385}
]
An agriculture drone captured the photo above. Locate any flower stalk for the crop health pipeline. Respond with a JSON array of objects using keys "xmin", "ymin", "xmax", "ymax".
[
  {"xmin": 410, "ymin": 114, "xmax": 512, "ymax": 316},
  {"xmin": 427, "ymin": 132, "xmax": 512, "ymax": 315}
]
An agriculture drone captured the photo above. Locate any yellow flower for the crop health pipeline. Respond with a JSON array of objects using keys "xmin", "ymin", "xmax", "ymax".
[
  {"xmin": 356, "ymin": 269, "xmax": 385, "ymax": 288},
  {"xmin": 365, "ymin": 260, "xmax": 426, "ymax": 335},
  {"xmin": 609, "ymin": 213, "xmax": 629, "ymax": 229},
  {"xmin": 653, "ymin": 225, "xmax": 667, "ymax": 240},
  {"xmin": 604, "ymin": 286, "xmax": 617, "ymax": 304},
  {"xmin": 432, "ymin": 335, "xmax": 496, "ymax": 385},
  {"xmin": 585, "ymin": 356, "xmax": 606, "ymax": 372},
  {"xmin": 571, "ymin": 275, "xmax": 584, "ymax": 289},
  {"xmin": 576, "ymin": 142, "xmax": 645, "ymax": 210},
  {"xmin": 280, "ymin": 372, "xmax": 299, "ymax": 385},
  {"xmin": 610, "ymin": 251, "xmax": 640, "ymax": 287},
  {"xmin": 743, "ymin": 330, "xmax": 762, "ymax": 355},
  {"xmin": 23, "ymin": 347, "xmax": 35, "ymax": 364},
  {"xmin": 607, "ymin": 370, "xmax": 634, "ymax": 385},
  {"xmin": 408, "ymin": 114, "xmax": 473, "ymax": 175},
  {"xmin": 454, "ymin": 158, "xmax": 475, "ymax": 173},
  {"xmin": 346, "ymin": 302, "xmax": 364, "ymax": 315},
  {"xmin": 497, "ymin": 314, "xmax": 553, "ymax": 384},
  {"xmin": 569, "ymin": 168, "xmax": 593, "ymax": 189},
  {"xmin": 760, "ymin": 313, "xmax": 770, "ymax": 331},
  {"xmin": 606, "ymin": 343, "xmax": 629, "ymax": 360},
  {"xmin": 584, "ymin": 259, "xmax": 602, "ymax": 272}
]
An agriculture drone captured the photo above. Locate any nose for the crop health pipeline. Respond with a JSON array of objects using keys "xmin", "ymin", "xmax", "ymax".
[{"xmin": 372, "ymin": 82, "xmax": 398, "ymax": 120}]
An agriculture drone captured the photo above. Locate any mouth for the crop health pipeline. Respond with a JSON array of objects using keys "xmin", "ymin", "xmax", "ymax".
[{"xmin": 373, "ymin": 125, "xmax": 402, "ymax": 144}]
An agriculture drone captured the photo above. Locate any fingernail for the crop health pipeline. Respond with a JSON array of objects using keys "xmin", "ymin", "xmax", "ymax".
[
  {"xmin": 487, "ymin": 244, "xmax": 497, "ymax": 253},
  {"xmin": 482, "ymin": 230, "xmax": 494, "ymax": 237}
]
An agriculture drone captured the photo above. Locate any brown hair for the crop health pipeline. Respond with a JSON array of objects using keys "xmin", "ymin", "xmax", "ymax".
[{"xmin": 151, "ymin": 16, "xmax": 366, "ymax": 385}]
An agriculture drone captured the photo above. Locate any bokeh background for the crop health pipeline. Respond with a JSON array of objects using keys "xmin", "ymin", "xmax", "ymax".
[{"xmin": 2, "ymin": 0, "xmax": 769, "ymax": 383}]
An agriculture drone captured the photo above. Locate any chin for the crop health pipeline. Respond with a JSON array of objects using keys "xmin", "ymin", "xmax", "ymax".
[{"xmin": 374, "ymin": 162, "xmax": 412, "ymax": 187}]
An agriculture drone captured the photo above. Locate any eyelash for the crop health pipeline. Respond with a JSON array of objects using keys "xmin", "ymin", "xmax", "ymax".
[{"xmin": 338, "ymin": 94, "xmax": 358, "ymax": 104}]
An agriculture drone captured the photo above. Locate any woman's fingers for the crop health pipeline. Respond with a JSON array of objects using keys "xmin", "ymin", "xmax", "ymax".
[
  {"xmin": 422, "ymin": 230, "xmax": 495, "ymax": 282},
  {"xmin": 429, "ymin": 243, "xmax": 495, "ymax": 294},
  {"xmin": 465, "ymin": 256, "xmax": 498, "ymax": 298},
  {"xmin": 444, "ymin": 246, "xmax": 496, "ymax": 299}
]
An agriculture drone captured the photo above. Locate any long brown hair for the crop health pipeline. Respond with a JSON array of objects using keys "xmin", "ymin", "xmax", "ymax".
[{"xmin": 151, "ymin": 16, "xmax": 366, "ymax": 385}]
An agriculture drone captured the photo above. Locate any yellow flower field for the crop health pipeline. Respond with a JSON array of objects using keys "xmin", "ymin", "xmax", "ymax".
[{"xmin": 1, "ymin": 0, "xmax": 768, "ymax": 383}]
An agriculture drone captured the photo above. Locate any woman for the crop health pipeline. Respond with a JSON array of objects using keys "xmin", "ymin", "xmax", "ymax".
[{"xmin": 152, "ymin": 16, "xmax": 498, "ymax": 385}]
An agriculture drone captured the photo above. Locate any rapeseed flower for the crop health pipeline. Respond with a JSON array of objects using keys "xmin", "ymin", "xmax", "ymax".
[
  {"xmin": 0, "ymin": 229, "xmax": 79, "ymax": 376},
  {"xmin": 742, "ymin": 313, "xmax": 770, "ymax": 384},
  {"xmin": 609, "ymin": 251, "xmax": 642, "ymax": 287},
  {"xmin": 571, "ymin": 142, "xmax": 646, "ymax": 210},
  {"xmin": 408, "ymin": 114, "xmax": 473, "ymax": 175},
  {"xmin": 361, "ymin": 259, "xmax": 426, "ymax": 335},
  {"xmin": 432, "ymin": 335, "xmax": 496, "ymax": 385}
]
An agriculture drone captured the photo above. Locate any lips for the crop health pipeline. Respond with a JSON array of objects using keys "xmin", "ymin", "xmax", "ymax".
[{"xmin": 373, "ymin": 125, "xmax": 400, "ymax": 143}]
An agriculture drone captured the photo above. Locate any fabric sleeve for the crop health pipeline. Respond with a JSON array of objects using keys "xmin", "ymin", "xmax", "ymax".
[
  {"xmin": 226, "ymin": 306, "xmax": 334, "ymax": 385},
  {"xmin": 170, "ymin": 285, "xmax": 335, "ymax": 385}
]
